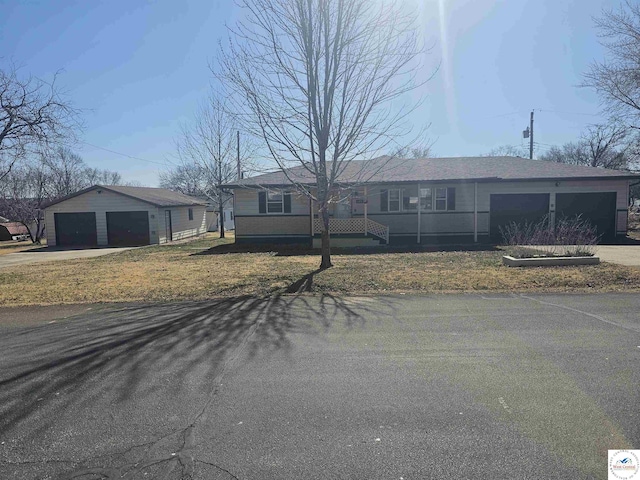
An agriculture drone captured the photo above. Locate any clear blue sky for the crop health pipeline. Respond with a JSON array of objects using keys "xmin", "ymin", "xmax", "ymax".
[{"xmin": 0, "ymin": 0, "xmax": 619, "ymax": 186}]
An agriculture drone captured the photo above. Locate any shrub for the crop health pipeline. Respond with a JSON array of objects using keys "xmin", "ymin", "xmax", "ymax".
[{"xmin": 499, "ymin": 214, "xmax": 599, "ymax": 257}]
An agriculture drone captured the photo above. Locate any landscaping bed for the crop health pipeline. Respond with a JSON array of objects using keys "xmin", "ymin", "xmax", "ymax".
[{"xmin": 1, "ymin": 234, "xmax": 640, "ymax": 307}]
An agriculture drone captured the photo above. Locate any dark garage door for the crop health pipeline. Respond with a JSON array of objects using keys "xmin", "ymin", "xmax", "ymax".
[
  {"xmin": 490, "ymin": 193, "xmax": 550, "ymax": 242},
  {"xmin": 556, "ymin": 192, "xmax": 616, "ymax": 243},
  {"xmin": 106, "ymin": 211, "xmax": 150, "ymax": 246},
  {"xmin": 54, "ymin": 212, "xmax": 97, "ymax": 246}
]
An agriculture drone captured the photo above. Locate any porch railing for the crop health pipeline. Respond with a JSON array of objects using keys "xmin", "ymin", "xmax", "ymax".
[{"xmin": 312, "ymin": 218, "xmax": 389, "ymax": 243}]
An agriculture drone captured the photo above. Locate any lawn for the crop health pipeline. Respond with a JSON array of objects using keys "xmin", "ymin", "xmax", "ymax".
[
  {"xmin": 0, "ymin": 239, "xmax": 45, "ymax": 256},
  {"xmin": 1, "ymin": 233, "xmax": 640, "ymax": 306}
]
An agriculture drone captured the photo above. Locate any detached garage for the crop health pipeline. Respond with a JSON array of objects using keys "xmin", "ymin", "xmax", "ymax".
[{"xmin": 44, "ymin": 185, "xmax": 208, "ymax": 247}]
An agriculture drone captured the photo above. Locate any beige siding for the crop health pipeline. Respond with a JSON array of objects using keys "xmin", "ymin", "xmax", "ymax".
[
  {"xmin": 235, "ymin": 216, "xmax": 310, "ymax": 236},
  {"xmin": 157, "ymin": 205, "xmax": 207, "ymax": 243},
  {"xmin": 234, "ymin": 188, "xmax": 309, "ymax": 215},
  {"xmin": 45, "ymin": 189, "xmax": 159, "ymax": 246},
  {"xmin": 477, "ymin": 179, "xmax": 629, "ymax": 211}
]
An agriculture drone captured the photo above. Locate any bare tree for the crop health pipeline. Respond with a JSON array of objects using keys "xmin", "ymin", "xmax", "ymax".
[
  {"xmin": 481, "ymin": 145, "xmax": 529, "ymax": 157},
  {"xmin": 220, "ymin": 0, "xmax": 426, "ymax": 268},
  {"xmin": 0, "ymin": 162, "xmax": 49, "ymax": 243},
  {"xmin": 159, "ymin": 163, "xmax": 210, "ymax": 197},
  {"xmin": 84, "ymin": 167, "xmax": 122, "ymax": 186},
  {"xmin": 0, "ymin": 65, "xmax": 81, "ymax": 181},
  {"xmin": 171, "ymin": 95, "xmax": 249, "ymax": 238},
  {"xmin": 582, "ymin": 1, "xmax": 640, "ymax": 130},
  {"xmin": 539, "ymin": 122, "xmax": 633, "ymax": 169},
  {"xmin": 390, "ymin": 142, "xmax": 434, "ymax": 159}
]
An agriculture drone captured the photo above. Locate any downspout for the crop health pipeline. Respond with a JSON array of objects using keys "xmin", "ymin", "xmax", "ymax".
[{"xmin": 474, "ymin": 182, "xmax": 478, "ymax": 243}]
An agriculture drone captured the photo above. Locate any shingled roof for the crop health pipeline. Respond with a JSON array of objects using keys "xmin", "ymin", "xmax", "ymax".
[
  {"xmin": 225, "ymin": 156, "xmax": 640, "ymax": 187},
  {"xmin": 43, "ymin": 185, "xmax": 207, "ymax": 209}
]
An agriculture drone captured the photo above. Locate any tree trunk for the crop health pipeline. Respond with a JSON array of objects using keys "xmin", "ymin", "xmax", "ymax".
[
  {"xmin": 319, "ymin": 204, "xmax": 332, "ymax": 269},
  {"xmin": 219, "ymin": 198, "xmax": 225, "ymax": 239}
]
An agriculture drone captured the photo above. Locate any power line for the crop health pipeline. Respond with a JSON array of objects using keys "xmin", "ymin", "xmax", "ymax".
[
  {"xmin": 81, "ymin": 141, "xmax": 174, "ymax": 167},
  {"xmin": 536, "ymin": 109, "xmax": 600, "ymax": 117}
]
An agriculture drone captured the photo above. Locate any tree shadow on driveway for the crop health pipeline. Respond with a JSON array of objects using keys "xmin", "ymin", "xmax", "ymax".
[{"xmin": 0, "ymin": 281, "xmax": 396, "ymax": 438}]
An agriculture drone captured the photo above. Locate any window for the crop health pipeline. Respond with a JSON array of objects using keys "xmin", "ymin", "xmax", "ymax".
[
  {"xmin": 388, "ymin": 189, "xmax": 400, "ymax": 212},
  {"xmin": 230, "ymin": 211, "xmax": 234, "ymax": 220},
  {"xmin": 188, "ymin": 208, "xmax": 193, "ymax": 221},
  {"xmin": 435, "ymin": 187, "xmax": 447, "ymax": 211},
  {"xmin": 420, "ymin": 188, "xmax": 433, "ymax": 210},
  {"xmin": 403, "ymin": 190, "xmax": 418, "ymax": 210},
  {"xmin": 259, "ymin": 191, "xmax": 292, "ymax": 214},
  {"xmin": 267, "ymin": 191, "xmax": 283, "ymax": 213}
]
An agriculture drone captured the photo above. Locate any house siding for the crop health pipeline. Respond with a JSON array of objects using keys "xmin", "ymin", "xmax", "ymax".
[
  {"xmin": 234, "ymin": 189, "xmax": 310, "ymax": 239},
  {"xmin": 45, "ymin": 189, "xmax": 159, "ymax": 246},
  {"xmin": 157, "ymin": 205, "xmax": 207, "ymax": 243},
  {"xmin": 230, "ymin": 178, "xmax": 631, "ymax": 244}
]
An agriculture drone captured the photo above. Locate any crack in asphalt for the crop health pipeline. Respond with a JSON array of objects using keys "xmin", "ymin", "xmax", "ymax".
[
  {"xmin": 519, "ymin": 294, "xmax": 640, "ymax": 333},
  {"xmin": 50, "ymin": 298, "xmax": 275, "ymax": 479}
]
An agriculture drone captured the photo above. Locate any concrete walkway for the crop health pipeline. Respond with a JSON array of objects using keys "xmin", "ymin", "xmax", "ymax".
[
  {"xmin": 595, "ymin": 245, "xmax": 640, "ymax": 266},
  {"xmin": 0, "ymin": 247, "xmax": 136, "ymax": 269}
]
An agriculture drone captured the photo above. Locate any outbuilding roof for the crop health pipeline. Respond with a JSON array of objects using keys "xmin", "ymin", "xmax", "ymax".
[
  {"xmin": 0, "ymin": 222, "xmax": 29, "ymax": 235},
  {"xmin": 43, "ymin": 185, "xmax": 207, "ymax": 209},
  {"xmin": 225, "ymin": 156, "xmax": 640, "ymax": 188}
]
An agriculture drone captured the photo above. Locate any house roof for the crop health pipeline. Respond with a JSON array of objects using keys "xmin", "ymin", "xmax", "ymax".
[
  {"xmin": 43, "ymin": 185, "xmax": 208, "ymax": 209},
  {"xmin": 224, "ymin": 156, "xmax": 640, "ymax": 188},
  {"xmin": 0, "ymin": 222, "xmax": 29, "ymax": 235}
]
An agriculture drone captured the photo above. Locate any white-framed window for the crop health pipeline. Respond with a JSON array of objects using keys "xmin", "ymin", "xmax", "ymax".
[
  {"xmin": 403, "ymin": 189, "xmax": 418, "ymax": 210},
  {"xmin": 267, "ymin": 191, "xmax": 284, "ymax": 213},
  {"xmin": 435, "ymin": 187, "xmax": 447, "ymax": 211},
  {"xmin": 388, "ymin": 189, "xmax": 401, "ymax": 212},
  {"xmin": 420, "ymin": 188, "xmax": 433, "ymax": 211}
]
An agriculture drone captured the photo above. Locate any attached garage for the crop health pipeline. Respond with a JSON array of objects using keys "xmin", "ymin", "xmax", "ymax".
[
  {"xmin": 106, "ymin": 211, "xmax": 150, "ymax": 246},
  {"xmin": 44, "ymin": 185, "xmax": 208, "ymax": 247},
  {"xmin": 54, "ymin": 212, "xmax": 97, "ymax": 246},
  {"xmin": 490, "ymin": 193, "xmax": 550, "ymax": 241},
  {"xmin": 556, "ymin": 192, "xmax": 617, "ymax": 243}
]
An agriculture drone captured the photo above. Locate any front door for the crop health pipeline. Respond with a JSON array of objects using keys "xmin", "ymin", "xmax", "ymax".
[
  {"xmin": 164, "ymin": 210, "xmax": 172, "ymax": 242},
  {"xmin": 335, "ymin": 200, "xmax": 351, "ymax": 218}
]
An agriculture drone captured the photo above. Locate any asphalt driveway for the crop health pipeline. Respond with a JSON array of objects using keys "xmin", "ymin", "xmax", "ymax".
[
  {"xmin": 0, "ymin": 294, "xmax": 638, "ymax": 479},
  {"xmin": 0, "ymin": 246, "xmax": 136, "ymax": 269}
]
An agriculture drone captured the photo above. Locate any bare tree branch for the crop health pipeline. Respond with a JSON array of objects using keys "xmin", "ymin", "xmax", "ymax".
[{"xmin": 0, "ymin": 64, "xmax": 82, "ymax": 181}]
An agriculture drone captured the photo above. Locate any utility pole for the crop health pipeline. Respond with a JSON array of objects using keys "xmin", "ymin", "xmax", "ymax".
[
  {"xmin": 529, "ymin": 110, "xmax": 534, "ymax": 159},
  {"xmin": 237, "ymin": 130, "xmax": 241, "ymax": 180}
]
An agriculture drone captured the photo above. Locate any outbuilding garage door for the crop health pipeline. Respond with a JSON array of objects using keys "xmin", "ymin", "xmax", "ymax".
[
  {"xmin": 54, "ymin": 212, "xmax": 98, "ymax": 246},
  {"xmin": 490, "ymin": 193, "xmax": 550, "ymax": 242},
  {"xmin": 106, "ymin": 211, "xmax": 150, "ymax": 246},
  {"xmin": 556, "ymin": 192, "xmax": 616, "ymax": 243}
]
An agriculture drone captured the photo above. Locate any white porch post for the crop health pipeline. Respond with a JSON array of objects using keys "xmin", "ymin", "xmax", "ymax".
[
  {"xmin": 310, "ymin": 198, "xmax": 314, "ymax": 236},
  {"xmin": 417, "ymin": 183, "xmax": 421, "ymax": 244},
  {"xmin": 474, "ymin": 182, "xmax": 478, "ymax": 243},
  {"xmin": 364, "ymin": 186, "xmax": 368, "ymax": 236}
]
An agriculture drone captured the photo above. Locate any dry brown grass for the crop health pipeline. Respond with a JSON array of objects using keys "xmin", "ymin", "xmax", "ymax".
[
  {"xmin": 0, "ymin": 239, "xmax": 45, "ymax": 255},
  {"xmin": 1, "ymin": 235, "xmax": 640, "ymax": 307}
]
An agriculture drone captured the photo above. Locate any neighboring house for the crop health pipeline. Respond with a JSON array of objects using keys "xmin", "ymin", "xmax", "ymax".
[
  {"xmin": 0, "ymin": 222, "xmax": 29, "ymax": 241},
  {"xmin": 197, "ymin": 194, "xmax": 235, "ymax": 232},
  {"xmin": 43, "ymin": 185, "xmax": 207, "ymax": 247},
  {"xmin": 223, "ymin": 156, "xmax": 640, "ymax": 246}
]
